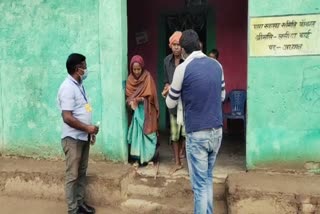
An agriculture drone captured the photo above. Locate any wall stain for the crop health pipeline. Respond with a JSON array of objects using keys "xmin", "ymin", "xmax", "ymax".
[{"xmin": 301, "ymin": 65, "xmax": 320, "ymax": 113}]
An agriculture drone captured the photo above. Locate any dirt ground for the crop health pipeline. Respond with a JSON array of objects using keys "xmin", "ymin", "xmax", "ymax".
[
  {"xmin": 135, "ymin": 132, "xmax": 246, "ymax": 182},
  {"xmin": 0, "ymin": 132, "xmax": 245, "ymax": 214},
  {"xmin": 3, "ymin": 131, "xmax": 320, "ymax": 214},
  {"xmin": 1, "ymin": 196, "xmax": 127, "ymax": 214}
]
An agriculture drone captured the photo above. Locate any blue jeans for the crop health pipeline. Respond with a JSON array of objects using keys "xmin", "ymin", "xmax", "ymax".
[{"xmin": 186, "ymin": 128, "xmax": 222, "ymax": 214}]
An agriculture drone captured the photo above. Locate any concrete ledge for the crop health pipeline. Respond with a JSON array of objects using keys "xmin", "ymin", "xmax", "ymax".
[
  {"xmin": 0, "ymin": 157, "xmax": 133, "ymax": 206},
  {"xmin": 125, "ymin": 175, "xmax": 227, "ymax": 214},
  {"xmin": 0, "ymin": 157, "xmax": 228, "ymax": 213},
  {"xmin": 127, "ymin": 175, "xmax": 226, "ymax": 200},
  {"xmin": 121, "ymin": 199, "xmax": 163, "ymax": 213},
  {"xmin": 226, "ymin": 172, "xmax": 320, "ymax": 214}
]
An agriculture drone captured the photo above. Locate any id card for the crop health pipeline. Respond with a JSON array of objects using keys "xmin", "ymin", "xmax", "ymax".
[{"xmin": 85, "ymin": 103, "xmax": 92, "ymax": 112}]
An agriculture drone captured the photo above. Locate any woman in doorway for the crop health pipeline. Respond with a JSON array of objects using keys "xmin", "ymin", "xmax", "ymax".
[{"xmin": 126, "ymin": 55, "xmax": 159, "ymax": 167}]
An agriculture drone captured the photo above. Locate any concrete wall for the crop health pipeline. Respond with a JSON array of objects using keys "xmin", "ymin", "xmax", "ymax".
[
  {"xmin": 0, "ymin": 0, "xmax": 128, "ymax": 161},
  {"xmin": 247, "ymin": 0, "xmax": 320, "ymax": 170}
]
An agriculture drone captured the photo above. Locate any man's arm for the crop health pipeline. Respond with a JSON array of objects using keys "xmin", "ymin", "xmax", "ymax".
[
  {"xmin": 163, "ymin": 59, "xmax": 169, "ymax": 85},
  {"xmin": 221, "ymin": 68, "xmax": 226, "ymax": 102},
  {"xmin": 162, "ymin": 58, "xmax": 171, "ymax": 97},
  {"xmin": 58, "ymin": 86, "xmax": 98, "ymax": 134},
  {"xmin": 166, "ymin": 64, "xmax": 185, "ymax": 109},
  {"xmin": 62, "ymin": 111, "xmax": 98, "ymax": 134},
  {"xmin": 217, "ymin": 63, "xmax": 226, "ymax": 102}
]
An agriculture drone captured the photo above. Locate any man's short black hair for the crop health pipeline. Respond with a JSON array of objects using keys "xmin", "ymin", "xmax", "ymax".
[
  {"xmin": 66, "ymin": 53, "xmax": 86, "ymax": 75},
  {"xmin": 210, "ymin": 49, "xmax": 219, "ymax": 59},
  {"xmin": 180, "ymin": 29, "xmax": 200, "ymax": 54}
]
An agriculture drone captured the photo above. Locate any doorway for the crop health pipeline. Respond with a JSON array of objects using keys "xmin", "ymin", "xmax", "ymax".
[{"xmin": 127, "ymin": 0, "xmax": 247, "ymax": 173}]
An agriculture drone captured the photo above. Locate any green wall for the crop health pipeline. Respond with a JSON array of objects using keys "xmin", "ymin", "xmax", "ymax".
[
  {"xmin": 247, "ymin": 0, "xmax": 320, "ymax": 170},
  {"xmin": 0, "ymin": 0, "xmax": 128, "ymax": 161},
  {"xmin": 0, "ymin": 64, "xmax": 3, "ymax": 151},
  {"xmin": 99, "ymin": 0, "xmax": 128, "ymax": 161}
]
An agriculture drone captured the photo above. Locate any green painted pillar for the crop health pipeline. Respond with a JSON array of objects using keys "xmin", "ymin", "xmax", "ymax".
[
  {"xmin": 247, "ymin": 0, "xmax": 320, "ymax": 170},
  {"xmin": 0, "ymin": 73, "xmax": 3, "ymax": 151},
  {"xmin": 99, "ymin": 0, "xmax": 128, "ymax": 162}
]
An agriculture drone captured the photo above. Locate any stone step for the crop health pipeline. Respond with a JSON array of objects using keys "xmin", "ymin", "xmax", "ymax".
[
  {"xmin": 123, "ymin": 173, "xmax": 228, "ymax": 214},
  {"xmin": 226, "ymin": 172, "xmax": 320, "ymax": 214},
  {"xmin": 0, "ymin": 170, "xmax": 133, "ymax": 207},
  {"xmin": 127, "ymin": 174, "xmax": 226, "ymax": 200},
  {"xmin": 0, "ymin": 158, "xmax": 228, "ymax": 213},
  {"xmin": 127, "ymin": 183, "xmax": 163, "ymax": 198},
  {"xmin": 121, "ymin": 197, "xmax": 193, "ymax": 214},
  {"xmin": 121, "ymin": 198, "xmax": 166, "ymax": 213},
  {"xmin": 121, "ymin": 195, "xmax": 227, "ymax": 214}
]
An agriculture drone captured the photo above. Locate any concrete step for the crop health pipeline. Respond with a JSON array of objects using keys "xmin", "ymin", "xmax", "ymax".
[
  {"xmin": 1, "ymin": 195, "xmax": 128, "ymax": 214},
  {"xmin": 0, "ymin": 158, "xmax": 134, "ymax": 207},
  {"xmin": 0, "ymin": 157, "xmax": 228, "ymax": 213},
  {"xmin": 127, "ymin": 174, "xmax": 226, "ymax": 200},
  {"xmin": 123, "ymin": 173, "xmax": 227, "ymax": 214},
  {"xmin": 0, "ymin": 171, "xmax": 132, "ymax": 206},
  {"xmin": 226, "ymin": 172, "xmax": 320, "ymax": 214},
  {"xmin": 121, "ymin": 196, "xmax": 227, "ymax": 214},
  {"xmin": 121, "ymin": 198, "xmax": 167, "ymax": 214}
]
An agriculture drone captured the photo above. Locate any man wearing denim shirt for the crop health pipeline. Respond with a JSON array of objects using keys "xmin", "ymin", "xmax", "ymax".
[{"xmin": 166, "ymin": 30, "xmax": 226, "ymax": 214}]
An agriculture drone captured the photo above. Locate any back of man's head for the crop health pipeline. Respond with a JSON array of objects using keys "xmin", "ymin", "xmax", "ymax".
[
  {"xmin": 180, "ymin": 29, "xmax": 200, "ymax": 55},
  {"xmin": 209, "ymin": 49, "xmax": 219, "ymax": 59}
]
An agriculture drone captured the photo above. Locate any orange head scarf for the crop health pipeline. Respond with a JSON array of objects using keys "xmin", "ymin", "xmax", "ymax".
[
  {"xmin": 169, "ymin": 31, "xmax": 182, "ymax": 48},
  {"xmin": 130, "ymin": 55, "xmax": 145, "ymax": 72}
]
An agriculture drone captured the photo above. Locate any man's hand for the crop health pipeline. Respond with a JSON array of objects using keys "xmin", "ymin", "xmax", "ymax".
[
  {"xmin": 90, "ymin": 134, "xmax": 96, "ymax": 145},
  {"xmin": 162, "ymin": 84, "xmax": 170, "ymax": 97},
  {"xmin": 86, "ymin": 125, "xmax": 99, "ymax": 134}
]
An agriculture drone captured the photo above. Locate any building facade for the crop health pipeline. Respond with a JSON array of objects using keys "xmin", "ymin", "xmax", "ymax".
[{"xmin": 0, "ymin": 0, "xmax": 319, "ymax": 172}]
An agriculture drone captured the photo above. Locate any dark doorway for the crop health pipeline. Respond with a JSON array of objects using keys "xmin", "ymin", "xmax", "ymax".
[
  {"xmin": 127, "ymin": 0, "xmax": 248, "ymax": 173},
  {"xmin": 165, "ymin": 10, "xmax": 207, "ymax": 55},
  {"xmin": 163, "ymin": 9, "xmax": 208, "ymax": 129}
]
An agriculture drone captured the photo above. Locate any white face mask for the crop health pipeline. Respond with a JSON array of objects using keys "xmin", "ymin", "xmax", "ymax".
[{"xmin": 79, "ymin": 68, "xmax": 88, "ymax": 80}]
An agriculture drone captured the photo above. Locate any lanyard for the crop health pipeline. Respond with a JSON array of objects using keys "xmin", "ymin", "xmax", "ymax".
[{"xmin": 71, "ymin": 79, "xmax": 88, "ymax": 103}]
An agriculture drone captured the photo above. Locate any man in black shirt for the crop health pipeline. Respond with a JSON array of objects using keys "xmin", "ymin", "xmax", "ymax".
[{"xmin": 162, "ymin": 31, "xmax": 185, "ymax": 174}]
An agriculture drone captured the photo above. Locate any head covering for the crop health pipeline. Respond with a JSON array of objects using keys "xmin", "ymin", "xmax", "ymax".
[
  {"xmin": 169, "ymin": 31, "xmax": 182, "ymax": 48},
  {"xmin": 130, "ymin": 55, "xmax": 145, "ymax": 73},
  {"xmin": 126, "ymin": 56, "xmax": 159, "ymax": 134}
]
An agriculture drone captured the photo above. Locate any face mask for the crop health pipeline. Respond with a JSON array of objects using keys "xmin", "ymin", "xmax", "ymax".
[{"xmin": 79, "ymin": 69, "xmax": 88, "ymax": 80}]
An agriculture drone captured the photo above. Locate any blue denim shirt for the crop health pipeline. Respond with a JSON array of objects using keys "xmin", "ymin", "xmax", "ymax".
[{"xmin": 57, "ymin": 75, "xmax": 92, "ymax": 141}]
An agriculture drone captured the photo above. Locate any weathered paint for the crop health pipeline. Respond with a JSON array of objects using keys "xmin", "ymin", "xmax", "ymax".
[
  {"xmin": 0, "ymin": 0, "xmax": 128, "ymax": 161},
  {"xmin": 247, "ymin": 0, "xmax": 320, "ymax": 170},
  {"xmin": 99, "ymin": 0, "xmax": 128, "ymax": 161}
]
